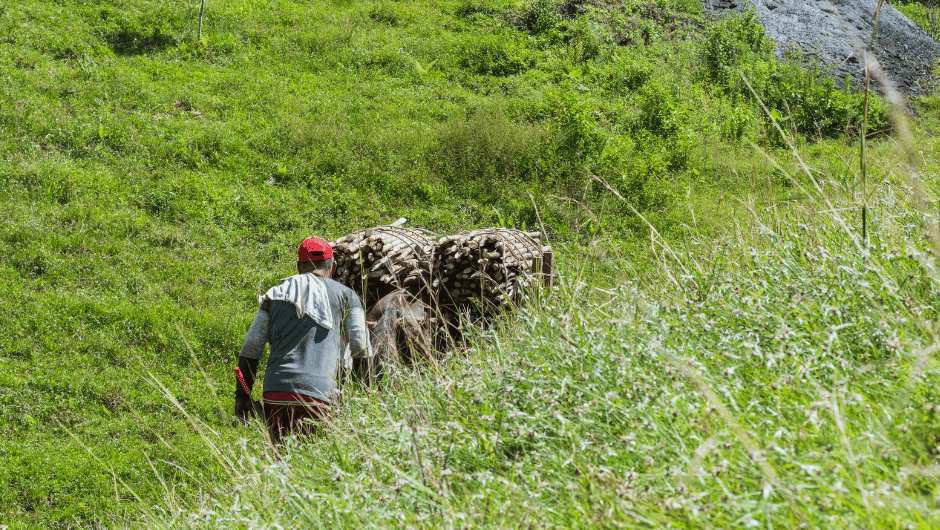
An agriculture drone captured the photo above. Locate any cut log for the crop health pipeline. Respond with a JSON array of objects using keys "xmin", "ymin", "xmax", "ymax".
[
  {"xmin": 332, "ymin": 225, "xmax": 437, "ymax": 308},
  {"xmin": 433, "ymin": 228, "xmax": 553, "ymax": 315}
]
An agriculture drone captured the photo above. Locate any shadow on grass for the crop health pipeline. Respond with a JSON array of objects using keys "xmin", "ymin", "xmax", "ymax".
[{"xmin": 107, "ymin": 27, "xmax": 176, "ymax": 56}]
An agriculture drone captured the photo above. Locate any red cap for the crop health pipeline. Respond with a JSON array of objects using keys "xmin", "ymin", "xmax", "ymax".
[{"xmin": 297, "ymin": 236, "xmax": 333, "ymax": 263}]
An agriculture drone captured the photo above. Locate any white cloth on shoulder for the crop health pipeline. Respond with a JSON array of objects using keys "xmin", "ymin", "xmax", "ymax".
[{"xmin": 259, "ymin": 273, "xmax": 334, "ymax": 330}]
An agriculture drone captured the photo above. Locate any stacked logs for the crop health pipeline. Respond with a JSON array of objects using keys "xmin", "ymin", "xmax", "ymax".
[
  {"xmin": 433, "ymin": 229, "xmax": 553, "ymax": 313},
  {"xmin": 331, "ymin": 226, "xmax": 437, "ymax": 308}
]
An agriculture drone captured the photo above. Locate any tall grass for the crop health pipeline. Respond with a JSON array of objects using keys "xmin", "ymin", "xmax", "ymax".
[{"xmin": 139, "ymin": 142, "xmax": 940, "ymax": 527}]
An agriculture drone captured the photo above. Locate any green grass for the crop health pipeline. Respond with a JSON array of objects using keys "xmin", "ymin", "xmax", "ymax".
[
  {"xmin": 150, "ymin": 175, "xmax": 940, "ymax": 528},
  {"xmin": 899, "ymin": 1, "xmax": 940, "ymax": 41},
  {"xmin": 0, "ymin": 0, "xmax": 937, "ymax": 527}
]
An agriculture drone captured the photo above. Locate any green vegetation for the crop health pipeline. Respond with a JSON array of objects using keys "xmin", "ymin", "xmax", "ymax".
[
  {"xmin": 153, "ymin": 164, "xmax": 940, "ymax": 528},
  {"xmin": 0, "ymin": 0, "xmax": 937, "ymax": 527},
  {"xmin": 899, "ymin": 1, "xmax": 940, "ymax": 40}
]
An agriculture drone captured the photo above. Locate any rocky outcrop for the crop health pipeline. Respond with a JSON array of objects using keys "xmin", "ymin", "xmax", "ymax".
[{"xmin": 705, "ymin": 0, "xmax": 940, "ymax": 94}]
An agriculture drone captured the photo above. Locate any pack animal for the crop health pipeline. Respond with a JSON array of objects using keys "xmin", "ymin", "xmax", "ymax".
[{"xmin": 358, "ymin": 290, "xmax": 434, "ymax": 381}]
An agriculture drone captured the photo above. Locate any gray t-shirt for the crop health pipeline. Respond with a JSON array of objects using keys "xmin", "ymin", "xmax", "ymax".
[{"xmin": 239, "ymin": 276, "xmax": 371, "ymax": 404}]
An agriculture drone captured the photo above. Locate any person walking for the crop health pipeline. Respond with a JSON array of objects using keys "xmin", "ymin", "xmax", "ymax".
[{"xmin": 234, "ymin": 236, "xmax": 371, "ymax": 446}]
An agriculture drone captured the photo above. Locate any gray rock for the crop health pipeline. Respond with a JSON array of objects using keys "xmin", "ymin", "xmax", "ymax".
[{"xmin": 704, "ymin": 0, "xmax": 940, "ymax": 94}]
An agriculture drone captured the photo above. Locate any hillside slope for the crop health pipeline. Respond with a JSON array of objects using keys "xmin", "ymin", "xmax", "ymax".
[
  {"xmin": 1, "ymin": 0, "xmax": 938, "ymax": 527},
  {"xmin": 153, "ymin": 175, "xmax": 940, "ymax": 529}
]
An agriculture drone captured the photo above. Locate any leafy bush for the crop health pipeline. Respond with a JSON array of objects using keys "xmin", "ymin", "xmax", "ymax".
[
  {"xmin": 559, "ymin": 15, "xmax": 605, "ymax": 63},
  {"xmin": 635, "ymin": 79, "xmax": 687, "ymax": 138},
  {"xmin": 594, "ymin": 134, "xmax": 671, "ymax": 212},
  {"xmin": 544, "ymin": 92, "xmax": 607, "ymax": 179},
  {"xmin": 631, "ymin": 80, "xmax": 696, "ymax": 171},
  {"xmin": 517, "ymin": 0, "xmax": 561, "ymax": 34},
  {"xmin": 455, "ymin": 0, "xmax": 500, "ymax": 18},
  {"xmin": 752, "ymin": 61, "xmax": 888, "ymax": 138},
  {"xmin": 369, "ymin": 5, "xmax": 400, "ymax": 26},
  {"xmin": 430, "ymin": 107, "xmax": 547, "ymax": 183},
  {"xmin": 715, "ymin": 98, "xmax": 759, "ymax": 141},
  {"xmin": 700, "ymin": 11, "xmax": 888, "ymax": 139},
  {"xmin": 897, "ymin": 1, "xmax": 940, "ymax": 40},
  {"xmin": 701, "ymin": 10, "xmax": 771, "ymax": 86},
  {"xmin": 593, "ymin": 50, "xmax": 654, "ymax": 93},
  {"xmin": 460, "ymin": 33, "xmax": 533, "ymax": 75}
]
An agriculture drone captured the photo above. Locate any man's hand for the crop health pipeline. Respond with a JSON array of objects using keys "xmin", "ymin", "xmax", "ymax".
[
  {"xmin": 234, "ymin": 356, "xmax": 261, "ymax": 424},
  {"xmin": 235, "ymin": 395, "xmax": 255, "ymax": 423}
]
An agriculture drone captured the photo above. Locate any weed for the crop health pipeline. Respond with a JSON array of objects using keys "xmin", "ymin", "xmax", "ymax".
[
  {"xmin": 701, "ymin": 11, "xmax": 889, "ymax": 139},
  {"xmin": 898, "ymin": 1, "xmax": 940, "ymax": 40},
  {"xmin": 369, "ymin": 5, "xmax": 401, "ymax": 26},
  {"xmin": 517, "ymin": 0, "xmax": 561, "ymax": 34},
  {"xmin": 460, "ymin": 32, "xmax": 533, "ymax": 75}
]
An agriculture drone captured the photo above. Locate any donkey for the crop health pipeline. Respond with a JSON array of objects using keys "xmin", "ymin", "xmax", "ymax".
[{"xmin": 354, "ymin": 290, "xmax": 435, "ymax": 383}]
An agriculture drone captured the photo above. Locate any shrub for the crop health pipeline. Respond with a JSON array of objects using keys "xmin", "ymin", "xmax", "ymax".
[
  {"xmin": 430, "ymin": 107, "xmax": 547, "ymax": 183},
  {"xmin": 717, "ymin": 99, "xmax": 759, "ymax": 141},
  {"xmin": 455, "ymin": 0, "xmax": 500, "ymax": 18},
  {"xmin": 594, "ymin": 134, "xmax": 671, "ymax": 212},
  {"xmin": 700, "ymin": 11, "xmax": 888, "ymax": 139},
  {"xmin": 517, "ymin": 0, "xmax": 561, "ymax": 34},
  {"xmin": 460, "ymin": 33, "xmax": 533, "ymax": 75},
  {"xmin": 701, "ymin": 10, "xmax": 772, "ymax": 86},
  {"xmin": 546, "ymin": 93, "xmax": 607, "ymax": 179},
  {"xmin": 594, "ymin": 51, "xmax": 654, "ymax": 94},
  {"xmin": 631, "ymin": 80, "xmax": 696, "ymax": 171},
  {"xmin": 753, "ymin": 61, "xmax": 889, "ymax": 138},
  {"xmin": 624, "ymin": 67, "xmax": 653, "ymax": 92},
  {"xmin": 636, "ymin": 79, "xmax": 687, "ymax": 138},
  {"xmin": 369, "ymin": 5, "xmax": 400, "ymax": 26},
  {"xmin": 897, "ymin": 2, "xmax": 940, "ymax": 40},
  {"xmin": 559, "ymin": 15, "xmax": 605, "ymax": 63}
]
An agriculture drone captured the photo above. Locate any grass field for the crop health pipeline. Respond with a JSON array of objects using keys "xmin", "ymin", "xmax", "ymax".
[
  {"xmin": 1, "ymin": 0, "xmax": 939, "ymax": 527},
  {"xmin": 152, "ymin": 175, "xmax": 940, "ymax": 528}
]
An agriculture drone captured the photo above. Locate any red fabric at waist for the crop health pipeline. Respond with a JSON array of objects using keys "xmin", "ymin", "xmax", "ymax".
[{"xmin": 262, "ymin": 391, "xmax": 329, "ymax": 405}]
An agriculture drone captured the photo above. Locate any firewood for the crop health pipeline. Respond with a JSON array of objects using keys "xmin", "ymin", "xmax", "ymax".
[
  {"xmin": 432, "ymin": 228, "xmax": 553, "ymax": 315},
  {"xmin": 332, "ymin": 225, "xmax": 437, "ymax": 308}
]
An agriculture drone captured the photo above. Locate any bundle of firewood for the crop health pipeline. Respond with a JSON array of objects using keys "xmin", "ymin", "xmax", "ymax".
[
  {"xmin": 331, "ymin": 226, "xmax": 437, "ymax": 307},
  {"xmin": 433, "ymin": 228, "xmax": 553, "ymax": 312}
]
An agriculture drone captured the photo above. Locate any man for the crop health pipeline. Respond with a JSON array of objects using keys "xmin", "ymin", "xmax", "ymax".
[{"xmin": 235, "ymin": 236, "xmax": 371, "ymax": 445}]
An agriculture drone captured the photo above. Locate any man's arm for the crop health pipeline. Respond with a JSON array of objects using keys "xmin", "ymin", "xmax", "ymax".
[
  {"xmin": 344, "ymin": 290, "xmax": 378, "ymax": 384},
  {"xmin": 345, "ymin": 291, "xmax": 371, "ymax": 359},
  {"xmin": 235, "ymin": 304, "xmax": 269, "ymax": 421}
]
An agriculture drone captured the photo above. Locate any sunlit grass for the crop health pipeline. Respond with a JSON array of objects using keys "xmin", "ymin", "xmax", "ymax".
[
  {"xmin": 144, "ymin": 176, "xmax": 940, "ymax": 527},
  {"xmin": 2, "ymin": 0, "xmax": 939, "ymax": 526}
]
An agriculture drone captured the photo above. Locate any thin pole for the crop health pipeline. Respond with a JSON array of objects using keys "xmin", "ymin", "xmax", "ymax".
[
  {"xmin": 860, "ymin": 52, "xmax": 870, "ymax": 247},
  {"xmin": 859, "ymin": 0, "xmax": 885, "ymax": 248},
  {"xmin": 198, "ymin": 0, "xmax": 206, "ymax": 40}
]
